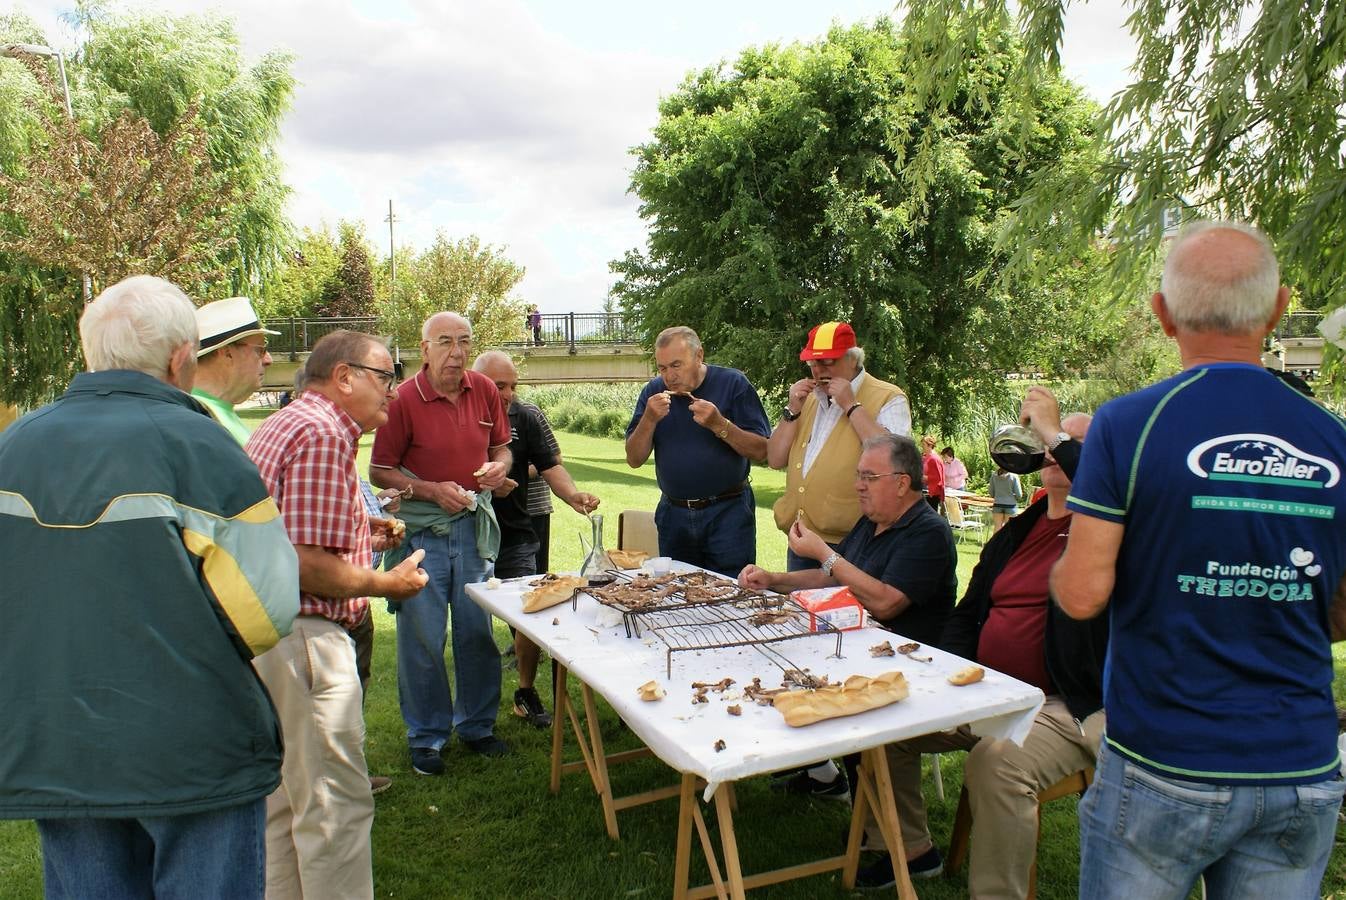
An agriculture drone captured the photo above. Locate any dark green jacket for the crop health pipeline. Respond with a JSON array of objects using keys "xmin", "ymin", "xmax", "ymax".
[{"xmin": 0, "ymin": 371, "xmax": 298, "ymax": 818}]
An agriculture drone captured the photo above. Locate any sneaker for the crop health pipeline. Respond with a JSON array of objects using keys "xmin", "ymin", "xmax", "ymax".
[
  {"xmin": 855, "ymin": 848, "xmax": 943, "ymax": 890},
  {"xmin": 410, "ymin": 747, "xmax": 444, "ymax": 777},
  {"xmin": 513, "ymin": 687, "xmax": 553, "ymax": 728},
  {"xmin": 370, "ymin": 775, "xmax": 393, "ymax": 795},
  {"xmin": 773, "ymin": 770, "xmax": 850, "ymax": 802},
  {"xmin": 462, "ymin": 734, "xmax": 510, "ymax": 757}
]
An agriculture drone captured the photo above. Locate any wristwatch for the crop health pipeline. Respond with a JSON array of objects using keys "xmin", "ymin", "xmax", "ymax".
[
  {"xmin": 845, "ymin": 402, "xmax": 862, "ymax": 418},
  {"xmin": 781, "ymin": 407, "xmax": 801, "ymax": 422},
  {"xmin": 820, "ymin": 552, "xmax": 841, "ymax": 576},
  {"xmin": 1047, "ymin": 431, "xmax": 1071, "ymax": 451}
]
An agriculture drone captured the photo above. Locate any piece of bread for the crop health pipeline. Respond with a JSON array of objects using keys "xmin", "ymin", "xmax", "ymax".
[
  {"xmin": 521, "ymin": 575, "xmax": 587, "ymax": 613},
  {"xmin": 607, "ymin": 549, "xmax": 649, "ymax": 569},
  {"xmin": 947, "ymin": 666, "xmax": 985, "ymax": 686},
  {"xmin": 771, "ymin": 670, "xmax": 909, "ymax": 727},
  {"xmin": 637, "ymin": 680, "xmax": 665, "ymax": 701}
]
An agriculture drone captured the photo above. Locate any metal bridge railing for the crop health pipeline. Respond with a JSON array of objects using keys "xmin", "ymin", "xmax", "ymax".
[
  {"xmin": 271, "ymin": 317, "xmax": 383, "ymax": 357},
  {"xmin": 1274, "ymin": 312, "xmax": 1324, "ymax": 340},
  {"xmin": 517, "ymin": 312, "xmax": 641, "ymax": 353}
]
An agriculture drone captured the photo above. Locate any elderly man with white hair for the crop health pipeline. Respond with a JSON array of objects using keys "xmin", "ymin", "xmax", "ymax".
[
  {"xmin": 0, "ymin": 275, "xmax": 300, "ymax": 899},
  {"xmin": 1052, "ymin": 221, "xmax": 1346, "ymax": 898}
]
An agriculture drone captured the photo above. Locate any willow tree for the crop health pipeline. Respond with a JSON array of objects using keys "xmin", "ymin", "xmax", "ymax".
[
  {"xmin": 0, "ymin": 9, "xmax": 293, "ymax": 408},
  {"xmin": 896, "ymin": 0, "xmax": 1346, "ymax": 307},
  {"xmin": 612, "ymin": 19, "xmax": 1104, "ymax": 429}
]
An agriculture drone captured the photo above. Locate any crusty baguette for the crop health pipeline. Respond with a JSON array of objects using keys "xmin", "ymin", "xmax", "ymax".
[
  {"xmin": 771, "ymin": 671, "xmax": 908, "ymax": 727},
  {"xmin": 947, "ymin": 665, "xmax": 985, "ymax": 686},
  {"xmin": 607, "ymin": 549, "xmax": 650, "ymax": 569},
  {"xmin": 521, "ymin": 575, "xmax": 587, "ymax": 613}
]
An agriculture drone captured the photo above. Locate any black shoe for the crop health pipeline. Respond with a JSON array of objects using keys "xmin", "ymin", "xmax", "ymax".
[
  {"xmin": 856, "ymin": 848, "xmax": 943, "ymax": 889},
  {"xmin": 513, "ymin": 687, "xmax": 553, "ymax": 728},
  {"xmin": 773, "ymin": 770, "xmax": 850, "ymax": 802},
  {"xmin": 462, "ymin": 734, "xmax": 510, "ymax": 757},
  {"xmin": 410, "ymin": 747, "xmax": 444, "ymax": 776}
]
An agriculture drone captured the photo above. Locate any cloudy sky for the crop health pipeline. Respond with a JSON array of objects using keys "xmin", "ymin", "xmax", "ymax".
[{"xmin": 18, "ymin": 1, "xmax": 1135, "ymax": 312}]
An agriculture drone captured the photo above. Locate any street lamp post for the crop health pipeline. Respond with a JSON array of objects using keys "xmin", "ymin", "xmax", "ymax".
[{"xmin": 2, "ymin": 42, "xmax": 92, "ymax": 303}]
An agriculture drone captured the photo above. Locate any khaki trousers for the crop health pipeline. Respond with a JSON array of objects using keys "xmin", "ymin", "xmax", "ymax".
[
  {"xmin": 869, "ymin": 696, "xmax": 1104, "ymax": 900},
  {"xmin": 253, "ymin": 616, "xmax": 374, "ymax": 900}
]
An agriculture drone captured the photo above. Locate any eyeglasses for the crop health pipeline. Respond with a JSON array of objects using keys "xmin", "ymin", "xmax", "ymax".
[
  {"xmin": 855, "ymin": 471, "xmax": 906, "ymax": 482},
  {"xmin": 236, "ymin": 341, "xmax": 269, "ymax": 357},
  {"xmin": 346, "ymin": 362, "xmax": 397, "ymax": 390},
  {"xmin": 429, "ymin": 335, "xmax": 472, "ymax": 350}
]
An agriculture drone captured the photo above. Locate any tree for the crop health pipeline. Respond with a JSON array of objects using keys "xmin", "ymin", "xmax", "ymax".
[
  {"xmin": 0, "ymin": 9, "xmax": 294, "ymax": 408},
  {"xmin": 377, "ymin": 234, "xmax": 527, "ymax": 353},
  {"xmin": 258, "ymin": 224, "xmax": 343, "ymax": 321},
  {"xmin": 612, "ymin": 20, "xmax": 1104, "ymax": 429},
  {"xmin": 897, "ymin": 0, "xmax": 1346, "ymax": 310},
  {"xmin": 315, "ymin": 223, "xmax": 377, "ymax": 318}
]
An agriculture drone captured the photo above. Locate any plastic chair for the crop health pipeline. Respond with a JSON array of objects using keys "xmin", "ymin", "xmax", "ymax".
[
  {"xmin": 617, "ymin": 510, "xmax": 659, "ymax": 556},
  {"xmin": 945, "ymin": 767, "xmax": 1094, "ymax": 899},
  {"xmin": 945, "ymin": 496, "xmax": 986, "ymax": 543}
]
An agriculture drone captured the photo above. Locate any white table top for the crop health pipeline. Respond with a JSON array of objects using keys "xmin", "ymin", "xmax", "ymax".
[{"xmin": 467, "ymin": 567, "xmax": 1044, "ymax": 796}]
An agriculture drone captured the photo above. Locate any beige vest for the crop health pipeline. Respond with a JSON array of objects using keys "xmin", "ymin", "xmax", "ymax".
[{"xmin": 772, "ymin": 374, "xmax": 907, "ymax": 544}]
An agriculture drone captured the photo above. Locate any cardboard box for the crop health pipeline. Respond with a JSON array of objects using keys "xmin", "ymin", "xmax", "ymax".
[{"xmin": 790, "ymin": 586, "xmax": 867, "ymax": 632}]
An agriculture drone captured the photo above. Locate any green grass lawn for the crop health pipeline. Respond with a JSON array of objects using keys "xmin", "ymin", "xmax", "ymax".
[{"xmin": 2, "ymin": 421, "xmax": 1343, "ymax": 897}]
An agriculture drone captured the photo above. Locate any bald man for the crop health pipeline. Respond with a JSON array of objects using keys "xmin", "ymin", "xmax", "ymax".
[
  {"xmin": 1052, "ymin": 221, "xmax": 1346, "ymax": 898},
  {"xmin": 370, "ymin": 312, "xmax": 513, "ymax": 773},
  {"xmin": 473, "ymin": 351, "xmax": 598, "ymax": 728}
]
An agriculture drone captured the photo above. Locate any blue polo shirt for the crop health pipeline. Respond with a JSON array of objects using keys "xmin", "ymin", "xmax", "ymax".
[
  {"xmin": 1069, "ymin": 363, "xmax": 1346, "ymax": 785},
  {"xmin": 626, "ymin": 365, "xmax": 770, "ymax": 500}
]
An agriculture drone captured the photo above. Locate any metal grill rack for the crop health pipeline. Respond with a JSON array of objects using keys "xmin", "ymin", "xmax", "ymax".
[{"xmin": 574, "ymin": 570, "xmax": 845, "ymax": 677}]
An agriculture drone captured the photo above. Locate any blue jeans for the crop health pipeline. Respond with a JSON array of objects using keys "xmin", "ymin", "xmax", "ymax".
[
  {"xmin": 38, "ymin": 799, "xmax": 265, "ymax": 899},
  {"xmin": 654, "ymin": 486, "xmax": 756, "ymax": 577},
  {"xmin": 1079, "ymin": 742, "xmax": 1344, "ymax": 899},
  {"xmin": 395, "ymin": 518, "xmax": 501, "ymax": 748}
]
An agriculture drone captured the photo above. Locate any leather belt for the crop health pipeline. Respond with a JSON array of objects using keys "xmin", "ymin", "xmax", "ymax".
[{"xmin": 666, "ymin": 482, "xmax": 748, "ymax": 511}]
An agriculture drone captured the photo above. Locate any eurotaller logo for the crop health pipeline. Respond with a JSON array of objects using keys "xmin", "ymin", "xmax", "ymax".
[{"xmin": 1186, "ymin": 434, "xmax": 1339, "ymax": 489}]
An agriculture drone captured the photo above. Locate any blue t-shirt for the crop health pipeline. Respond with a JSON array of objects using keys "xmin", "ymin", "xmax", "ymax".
[
  {"xmin": 626, "ymin": 365, "xmax": 770, "ymax": 500},
  {"xmin": 1068, "ymin": 363, "xmax": 1346, "ymax": 785}
]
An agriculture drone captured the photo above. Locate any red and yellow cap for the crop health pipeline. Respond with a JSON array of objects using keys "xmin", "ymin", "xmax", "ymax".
[{"xmin": 799, "ymin": 321, "xmax": 856, "ymax": 361}]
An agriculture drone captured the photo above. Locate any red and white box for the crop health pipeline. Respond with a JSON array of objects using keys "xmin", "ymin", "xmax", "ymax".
[{"xmin": 790, "ymin": 586, "xmax": 867, "ymax": 632}]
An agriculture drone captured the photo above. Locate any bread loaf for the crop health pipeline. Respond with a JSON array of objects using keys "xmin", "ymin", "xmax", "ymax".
[
  {"xmin": 607, "ymin": 549, "xmax": 649, "ymax": 569},
  {"xmin": 521, "ymin": 575, "xmax": 587, "ymax": 613},
  {"xmin": 947, "ymin": 665, "xmax": 985, "ymax": 686},
  {"xmin": 771, "ymin": 670, "xmax": 908, "ymax": 727}
]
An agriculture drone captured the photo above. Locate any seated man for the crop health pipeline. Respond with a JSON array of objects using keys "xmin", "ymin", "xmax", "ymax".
[
  {"xmin": 855, "ymin": 406, "xmax": 1107, "ymax": 893},
  {"xmin": 740, "ymin": 433, "xmax": 957, "ymax": 798}
]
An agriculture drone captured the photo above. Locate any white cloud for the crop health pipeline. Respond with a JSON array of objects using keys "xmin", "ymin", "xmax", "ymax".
[{"xmin": 14, "ymin": 0, "xmax": 1136, "ymax": 313}]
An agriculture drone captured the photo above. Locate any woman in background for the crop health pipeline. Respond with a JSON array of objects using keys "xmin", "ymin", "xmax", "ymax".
[{"xmin": 989, "ymin": 465, "xmax": 1024, "ymax": 532}]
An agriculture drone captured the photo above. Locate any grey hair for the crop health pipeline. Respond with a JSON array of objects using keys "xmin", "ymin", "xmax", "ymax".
[
  {"xmin": 421, "ymin": 311, "xmax": 472, "ymax": 340},
  {"xmin": 655, "ymin": 325, "xmax": 702, "ymax": 354},
  {"xmin": 844, "ymin": 345, "xmax": 865, "ymax": 367},
  {"xmin": 1160, "ymin": 220, "xmax": 1280, "ymax": 333},
  {"xmin": 79, "ymin": 275, "xmax": 198, "ymax": 378},
  {"xmin": 862, "ymin": 433, "xmax": 924, "ymax": 491}
]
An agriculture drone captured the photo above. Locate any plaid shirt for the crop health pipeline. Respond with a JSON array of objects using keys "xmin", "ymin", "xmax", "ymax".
[{"xmin": 245, "ymin": 391, "xmax": 371, "ymax": 628}]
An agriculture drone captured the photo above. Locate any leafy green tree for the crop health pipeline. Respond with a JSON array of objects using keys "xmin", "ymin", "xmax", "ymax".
[
  {"xmin": 898, "ymin": 0, "xmax": 1346, "ymax": 308},
  {"xmin": 258, "ymin": 224, "xmax": 343, "ymax": 321},
  {"xmin": 377, "ymin": 234, "xmax": 527, "ymax": 353},
  {"xmin": 0, "ymin": 9, "xmax": 294, "ymax": 409},
  {"xmin": 612, "ymin": 19, "xmax": 1104, "ymax": 429},
  {"xmin": 315, "ymin": 223, "xmax": 377, "ymax": 318}
]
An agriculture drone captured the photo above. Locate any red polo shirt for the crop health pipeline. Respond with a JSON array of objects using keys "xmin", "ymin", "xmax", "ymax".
[{"xmin": 371, "ymin": 367, "xmax": 511, "ymax": 490}]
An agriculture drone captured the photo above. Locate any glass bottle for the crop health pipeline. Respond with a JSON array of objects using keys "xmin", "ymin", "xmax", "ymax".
[{"xmin": 580, "ymin": 513, "xmax": 616, "ymax": 585}]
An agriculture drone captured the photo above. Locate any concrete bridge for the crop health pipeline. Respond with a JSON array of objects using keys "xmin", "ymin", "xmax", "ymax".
[{"xmin": 260, "ymin": 312, "xmax": 653, "ymax": 390}]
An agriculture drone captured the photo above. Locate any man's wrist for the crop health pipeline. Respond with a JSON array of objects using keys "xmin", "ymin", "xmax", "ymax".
[
  {"xmin": 820, "ymin": 551, "xmax": 842, "ymax": 576},
  {"xmin": 781, "ymin": 406, "xmax": 801, "ymax": 422}
]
